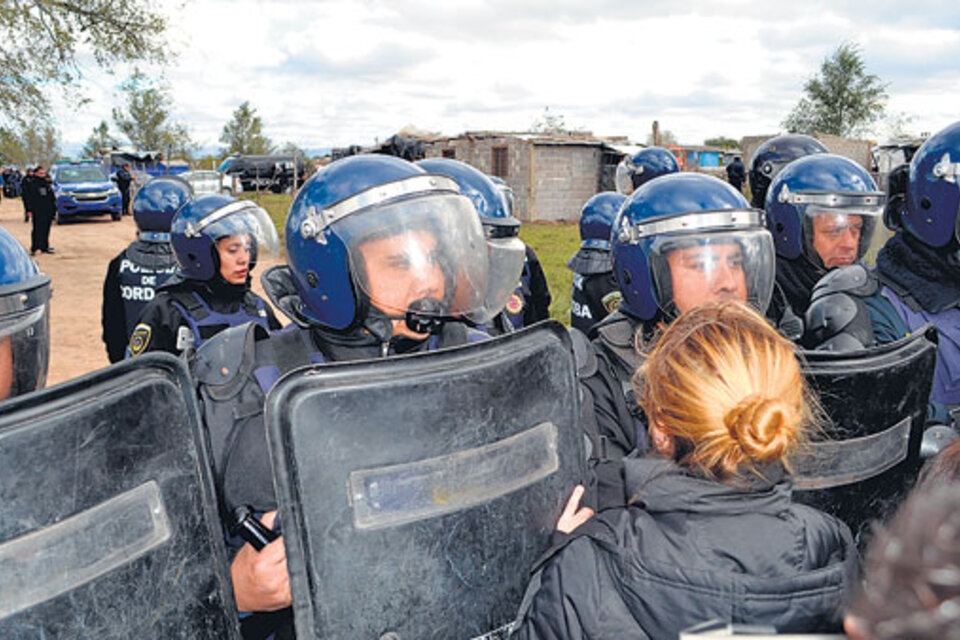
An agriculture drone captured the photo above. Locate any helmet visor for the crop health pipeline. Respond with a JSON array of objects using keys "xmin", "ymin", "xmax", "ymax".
[
  {"xmin": 803, "ymin": 205, "xmax": 883, "ymax": 268},
  {"xmin": 337, "ymin": 193, "xmax": 490, "ymax": 319},
  {"xmin": 0, "ymin": 277, "xmax": 50, "ymax": 400},
  {"xmin": 615, "ymin": 161, "xmax": 634, "ymax": 195},
  {"xmin": 194, "ymin": 201, "xmax": 280, "ymax": 266},
  {"xmin": 649, "ymin": 229, "xmax": 775, "ymax": 318},
  {"xmin": 472, "ymin": 235, "xmax": 526, "ymax": 323}
]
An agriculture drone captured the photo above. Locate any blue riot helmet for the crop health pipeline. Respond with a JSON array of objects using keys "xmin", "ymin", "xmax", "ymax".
[
  {"xmin": 765, "ymin": 154, "xmax": 885, "ymax": 268},
  {"xmin": 612, "ymin": 173, "xmax": 775, "ymax": 321},
  {"xmin": 748, "ymin": 134, "xmax": 828, "ymax": 208},
  {"xmin": 0, "ymin": 225, "xmax": 50, "ymax": 400},
  {"xmin": 416, "ymin": 158, "xmax": 526, "ymax": 322},
  {"xmin": 614, "ymin": 147, "xmax": 680, "ymax": 196},
  {"xmin": 903, "ymin": 120, "xmax": 960, "ymax": 248},
  {"xmin": 286, "ymin": 155, "xmax": 495, "ymax": 337},
  {"xmin": 567, "ymin": 191, "xmax": 626, "ymax": 275},
  {"xmin": 170, "ymin": 194, "xmax": 279, "ymax": 281},
  {"xmin": 132, "ymin": 176, "xmax": 194, "ymax": 241}
]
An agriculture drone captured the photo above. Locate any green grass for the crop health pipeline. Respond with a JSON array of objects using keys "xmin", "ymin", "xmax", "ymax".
[
  {"xmin": 520, "ymin": 222, "xmax": 580, "ymax": 325},
  {"xmin": 251, "ymin": 190, "xmax": 580, "ymax": 326}
]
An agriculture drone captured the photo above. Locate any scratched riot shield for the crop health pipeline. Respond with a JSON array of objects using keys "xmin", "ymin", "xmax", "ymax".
[
  {"xmin": 265, "ymin": 322, "xmax": 585, "ymax": 640},
  {"xmin": 791, "ymin": 327, "xmax": 937, "ymax": 543},
  {"xmin": 0, "ymin": 354, "xmax": 238, "ymax": 639}
]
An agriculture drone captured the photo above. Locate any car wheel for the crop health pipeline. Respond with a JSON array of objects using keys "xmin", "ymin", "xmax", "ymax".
[
  {"xmin": 221, "ymin": 188, "xmax": 233, "ymax": 195},
  {"xmin": 111, "ymin": 212, "xmax": 121, "ymax": 221}
]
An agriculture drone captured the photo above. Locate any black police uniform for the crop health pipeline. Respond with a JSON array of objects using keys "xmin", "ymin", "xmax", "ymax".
[
  {"xmin": 101, "ymin": 238, "xmax": 179, "ymax": 363},
  {"xmin": 193, "ymin": 314, "xmax": 487, "ymax": 640},
  {"xmin": 20, "ymin": 173, "xmax": 35, "ymax": 221},
  {"xmin": 116, "ymin": 166, "xmax": 133, "ymax": 216},
  {"xmin": 128, "ymin": 277, "xmax": 280, "ymax": 357},
  {"xmin": 573, "ymin": 310, "xmax": 655, "ymax": 510},
  {"xmin": 570, "ymin": 271, "xmax": 620, "ymax": 334},
  {"xmin": 726, "ymin": 157, "xmax": 746, "ymax": 192},
  {"xmin": 24, "ymin": 174, "xmax": 55, "ymax": 253}
]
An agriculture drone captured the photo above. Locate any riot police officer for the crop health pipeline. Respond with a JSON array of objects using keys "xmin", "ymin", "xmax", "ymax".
[
  {"xmin": 581, "ymin": 172, "xmax": 775, "ymax": 508},
  {"xmin": 567, "ymin": 191, "xmax": 624, "ymax": 333},
  {"xmin": 115, "ymin": 163, "xmax": 133, "ymax": 216},
  {"xmin": 614, "ymin": 146, "xmax": 679, "ymax": 196},
  {"xmin": 763, "ymin": 153, "xmax": 897, "ymax": 345},
  {"xmin": 876, "ymin": 121, "xmax": 960, "ymax": 410},
  {"xmin": 192, "ymin": 155, "xmax": 516, "ymax": 638},
  {"xmin": 127, "ymin": 194, "xmax": 281, "ymax": 358},
  {"xmin": 101, "ymin": 177, "xmax": 192, "ymax": 363},
  {"xmin": 416, "ymin": 157, "xmax": 528, "ymax": 335},
  {"xmin": 748, "ymin": 133, "xmax": 828, "ymax": 208},
  {"xmin": 0, "ymin": 225, "xmax": 50, "ymax": 400}
]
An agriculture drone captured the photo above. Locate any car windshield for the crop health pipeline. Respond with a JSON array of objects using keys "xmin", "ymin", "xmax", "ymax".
[
  {"xmin": 218, "ymin": 159, "xmax": 235, "ymax": 173},
  {"xmin": 56, "ymin": 166, "xmax": 108, "ymax": 184}
]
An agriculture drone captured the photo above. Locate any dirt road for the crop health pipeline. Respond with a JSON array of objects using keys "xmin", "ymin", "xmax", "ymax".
[{"xmin": 0, "ymin": 196, "xmax": 283, "ymax": 387}]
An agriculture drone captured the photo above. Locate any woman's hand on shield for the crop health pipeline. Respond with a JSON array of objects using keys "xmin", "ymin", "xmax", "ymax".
[{"xmin": 556, "ymin": 485, "xmax": 594, "ymax": 534}]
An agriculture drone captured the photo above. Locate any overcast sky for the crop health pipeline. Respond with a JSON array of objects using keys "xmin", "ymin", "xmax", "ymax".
[{"xmin": 53, "ymin": 0, "xmax": 960, "ymax": 155}]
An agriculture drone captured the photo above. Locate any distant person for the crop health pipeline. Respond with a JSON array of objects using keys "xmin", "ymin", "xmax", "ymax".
[
  {"xmin": 24, "ymin": 166, "xmax": 55, "ymax": 255},
  {"xmin": 567, "ymin": 192, "xmax": 624, "ymax": 333},
  {"xmin": 726, "ymin": 155, "xmax": 746, "ymax": 192},
  {"xmin": 115, "ymin": 163, "xmax": 133, "ymax": 216},
  {"xmin": 512, "ymin": 301, "xmax": 857, "ymax": 639},
  {"xmin": 101, "ymin": 177, "xmax": 192, "ymax": 363},
  {"xmin": 20, "ymin": 166, "xmax": 35, "ymax": 222}
]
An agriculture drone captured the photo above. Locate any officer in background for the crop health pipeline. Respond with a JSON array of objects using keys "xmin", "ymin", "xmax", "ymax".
[
  {"xmin": 581, "ymin": 173, "xmax": 775, "ymax": 508},
  {"xmin": 115, "ymin": 163, "xmax": 133, "ymax": 216},
  {"xmin": 726, "ymin": 155, "xmax": 746, "ymax": 192},
  {"xmin": 763, "ymin": 153, "xmax": 893, "ymax": 342},
  {"xmin": 876, "ymin": 121, "xmax": 960, "ymax": 412},
  {"xmin": 0, "ymin": 224, "xmax": 50, "ymax": 400},
  {"xmin": 614, "ymin": 146, "xmax": 679, "ymax": 196},
  {"xmin": 567, "ymin": 191, "xmax": 624, "ymax": 333},
  {"xmin": 101, "ymin": 177, "xmax": 192, "ymax": 363},
  {"xmin": 416, "ymin": 158, "xmax": 528, "ymax": 335},
  {"xmin": 193, "ymin": 155, "xmax": 517, "ymax": 638},
  {"xmin": 19, "ymin": 166, "xmax": 34, "ymax": 222},
  {"xmin": 748, "ymin": 133, "xmax": 828, "ymax": 208},
  {"xmin": 24, "ymin": 166, "xmax": 55, "ymax": 255},
  {"xmin": 127, "ymin": 194, "xmax": 281, "ymax": 358}
]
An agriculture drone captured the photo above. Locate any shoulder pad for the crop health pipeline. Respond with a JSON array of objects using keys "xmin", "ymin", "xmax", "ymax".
[
  {"xmin": 810, "ymin": 264, "xmax": 878, "ymax": 302},
  {"xmin": 592, "ymin": 311, "xmax": 635, "ymax": 347},
  {"xmin": 193, "ymin": 322, "xmax": 270, "ymax": 392},
  {"xmin": 568, "ymin": 327, "xmax": 598, "ymax": 378}
]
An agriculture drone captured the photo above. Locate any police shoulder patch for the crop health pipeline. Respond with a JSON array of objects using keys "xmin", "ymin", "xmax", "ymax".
[
  {"xmin": 129, "ymin": 323, "xmax": 152, "ymax": 357},
  {"xmin": 505, "ymin": 293, "xmax": 525, "ymax": 315},
  {"xmin": 601, "ymin": 291, "xmax": 623, "ymax": 314}
]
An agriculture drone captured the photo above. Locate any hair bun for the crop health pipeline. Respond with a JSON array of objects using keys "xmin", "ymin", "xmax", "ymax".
[{"xmin": 724, "ymin": 394, "xmax": 793, "ymax": 463}]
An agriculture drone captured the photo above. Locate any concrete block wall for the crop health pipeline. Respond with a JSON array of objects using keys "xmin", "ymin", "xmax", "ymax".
[{"xmin": 530, "ymin": 145, "xmax": 601, "ymax": 221}]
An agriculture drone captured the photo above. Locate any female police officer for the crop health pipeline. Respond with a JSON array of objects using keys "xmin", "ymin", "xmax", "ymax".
[{"xmin": 127, "ymin": 194, "xmax": 281, "ymax": 357}]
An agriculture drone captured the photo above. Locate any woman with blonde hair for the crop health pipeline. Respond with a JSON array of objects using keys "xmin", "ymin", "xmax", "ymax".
[{"xmin": 512, "ymin": 301, "xmax": 858, "ymax": 639}]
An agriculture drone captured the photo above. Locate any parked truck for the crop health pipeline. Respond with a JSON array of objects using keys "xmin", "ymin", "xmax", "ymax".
[{"xmin": 217, "ymin": 154, "xmax": 307, "ymax": 194}]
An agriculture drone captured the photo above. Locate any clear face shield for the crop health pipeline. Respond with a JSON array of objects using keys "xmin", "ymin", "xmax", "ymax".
[
  {"xmin": 478, "ymin": 228, "xmax": 526, "ymax": 324},
  {"xmin": 0, "ymin": 276, "xmax": 50, "ymax": 401},
  {"xmin": 198, "ymin": 201, "xmax": 281, "ymax": 272},
  {"xmin": 615, "ymin": 160, "xmax": 637, "ymax": 196},
  {"xmin": 335, "ymin": 192, "xmax": 496, "ymax": 332},
  {"xmin": 793, "ymin": 192, "xmax": 885, "ymax": 268},
  {"xmin": 647, "ymin": 222, "xmax": 775, "ymax": 319}
]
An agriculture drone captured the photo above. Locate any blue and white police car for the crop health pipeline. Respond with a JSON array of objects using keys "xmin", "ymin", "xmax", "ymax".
[{"xmin": 51, "ymin": 161, "xmax": 122, "ymax": 222}]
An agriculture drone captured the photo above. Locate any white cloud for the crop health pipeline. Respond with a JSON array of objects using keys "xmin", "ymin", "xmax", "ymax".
[{"xmin": 50, "ymin": 0, "xmax": 960, "ymax": 154}]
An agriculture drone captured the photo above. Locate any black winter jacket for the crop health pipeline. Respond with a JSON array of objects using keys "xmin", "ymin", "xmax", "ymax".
[{"xmin": 512, "ymin": 458, "xmax": 858, "ymax": 639}]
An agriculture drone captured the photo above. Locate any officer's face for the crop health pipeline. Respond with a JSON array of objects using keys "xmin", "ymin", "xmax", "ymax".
[
  {"xmin": 667, "ymin": 243, "xmax": 747, "ymax": 314},
  {"xmin": 811, "ymin": 212, "xmax": 862, "ymax": 268},
  {"xmin": 217, "ymin": 235, "xmax": 252, "ymax": 285},
  {"xmin": 358, "ymin": 230, "xmax": 445, "ymax": 339}
]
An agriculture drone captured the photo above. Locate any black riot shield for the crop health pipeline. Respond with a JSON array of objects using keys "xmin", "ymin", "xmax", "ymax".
[
  {"xmin": 0, "ymin": 354, "xmax": 238, "ymax": 639},
  {"xmin": 265, "ymin": 322, "xmax": 585, "ymax": 640},
  {"xmin": 790, "ymin": 327, "xmax": 937, "ymax": 543}
]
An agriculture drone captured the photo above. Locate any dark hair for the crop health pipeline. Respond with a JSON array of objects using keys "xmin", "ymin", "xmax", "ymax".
[{"xmin": 847, "ymin": 484, "xmax": 960, "ymax": 639}]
